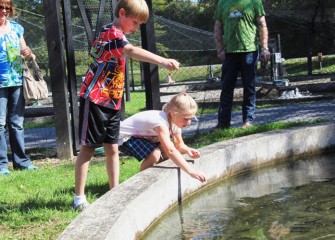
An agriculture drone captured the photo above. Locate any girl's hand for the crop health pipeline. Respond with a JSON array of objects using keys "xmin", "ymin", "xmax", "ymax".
[
  {"xmin": 189, "ymin": 169, "xmax": 206, "ymax": 182},
  {"xmin": 187, "ymin": 148, "xmax": 201, "ymax": 158}
]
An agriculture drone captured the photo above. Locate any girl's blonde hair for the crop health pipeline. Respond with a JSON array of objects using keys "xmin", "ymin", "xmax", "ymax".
[
  {"xmin": 0, "ymin": 0, "xmax": 15, "ymax": 18},
  {"xmin": 163, "ymin": 92, "xmax": 198, "ymax": 116},
  {"xmin": 115, "ymin": 0, "xmax": 149, "ymax": 23}
]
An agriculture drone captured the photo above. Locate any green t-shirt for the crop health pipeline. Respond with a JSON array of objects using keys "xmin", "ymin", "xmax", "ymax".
[{"xmin": 214, "ymin": 0, "xmax": 265, "ymax": 53}]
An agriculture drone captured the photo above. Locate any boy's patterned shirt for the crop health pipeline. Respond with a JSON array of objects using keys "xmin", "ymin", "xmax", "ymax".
[{"xmin": 79, "ymin": 23, "xmax": 129, "ymax": 110}]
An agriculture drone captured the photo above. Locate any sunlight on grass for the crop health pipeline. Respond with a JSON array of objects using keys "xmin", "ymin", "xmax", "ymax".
[
  {"xmin": 0, "ymin": 157, "xmax": 140, "ymax": 240},
  {"xmin": 24, "ymin": 120, "xmax": 55, "ymax": 129},
  {"xmin": 187, "ymin": 119, "xmax": 327, "ymax": 148}
]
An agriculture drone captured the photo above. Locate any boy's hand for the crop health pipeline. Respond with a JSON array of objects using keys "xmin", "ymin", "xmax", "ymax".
[
  {"xmin": 162, "ymin": 59, "xmax": 179, "ymax": 71},
  {"xmin": 187, "ymin": 148, "xmax": 201, "ymax": 158}
]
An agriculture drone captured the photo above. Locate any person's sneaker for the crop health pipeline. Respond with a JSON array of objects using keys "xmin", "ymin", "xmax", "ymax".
[
  {"xmin": 212, "ymin": 124, "xmax": 230, "ymax": 131},
  {"xmin": 14, "ymin": 165, "xmax": 38, "ymax": 171},
  {"xmin": 242, "ymin": 122, "xmax": 253, "ymax": 129},
  {"xmin": 0, "ymin": 168, "xmax": 11, "ymax": 175},
  {"xmin": 26, "ymin": 165, "xmax": 38, "ymax": 170},
  {"xmin": 72, "ymin": 200, "xmax": 90, "ymax": 211}
]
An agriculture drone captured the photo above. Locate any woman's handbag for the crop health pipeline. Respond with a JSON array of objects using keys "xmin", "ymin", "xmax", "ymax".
[{"xmin": 22, "ymin": 56, "xmax": 49, "ymax": 103}]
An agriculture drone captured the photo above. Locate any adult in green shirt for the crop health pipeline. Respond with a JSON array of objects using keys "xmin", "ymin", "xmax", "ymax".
[{"xmin": 213, "ymin": 0, "xmax": 270, "ymax": 129}]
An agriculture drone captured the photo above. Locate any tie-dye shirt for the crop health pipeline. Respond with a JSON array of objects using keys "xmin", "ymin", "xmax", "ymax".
[
  {"xmin": 0, "ymin": 20, "xmax": 24, "ymax": 88},
  {"xmin": 79, "ymin": 23, "xmax": 129, "ymax": 110}
]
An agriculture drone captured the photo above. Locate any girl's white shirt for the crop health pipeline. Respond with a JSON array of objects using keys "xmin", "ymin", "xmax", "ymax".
[{"xmin": 118, "ymin": 110, "xmax": 180, "ymax": 145}]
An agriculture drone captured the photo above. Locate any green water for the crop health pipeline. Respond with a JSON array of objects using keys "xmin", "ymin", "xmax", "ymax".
[{"xmin": 142, "ymin": 152, "xmax": 335, "ymax": 239}]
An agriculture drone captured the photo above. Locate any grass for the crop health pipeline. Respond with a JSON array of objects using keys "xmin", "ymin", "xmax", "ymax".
[
  {"xmin": 0, "ymin": 156, "xmax": 140, "ymax": 240},
  {"xmin": 124, "ymin": 90, "xmax": 146, "ymax": 117},
  {"xmin": 0, "ymin": 118, "xmax": 329, "ymax": 239},
  {"xmin": 186, "ymin": 119, "xmax": 326, "ymax": 148},
  {"xmin": 24, "ymin": 120, "xmax": 55, "ymax": 130}
]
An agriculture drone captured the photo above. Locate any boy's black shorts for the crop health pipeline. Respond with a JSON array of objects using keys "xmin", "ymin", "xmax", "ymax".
[{"xmin": 79, "ymin": 97, "xmax": 121, "ymax": 148}]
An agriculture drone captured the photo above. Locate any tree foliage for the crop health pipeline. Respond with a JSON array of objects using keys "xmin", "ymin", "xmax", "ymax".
[{"xmin": 152, "ymin": 0, "xmax": 216, "ymax": 31}]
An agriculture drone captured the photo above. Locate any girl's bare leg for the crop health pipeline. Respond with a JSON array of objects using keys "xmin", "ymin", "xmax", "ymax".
[{"xmin": 140, "ymin": 148, "xmax": 161, "ymax": 171}]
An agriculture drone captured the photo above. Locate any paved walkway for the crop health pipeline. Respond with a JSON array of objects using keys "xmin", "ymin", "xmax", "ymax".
[
  {"xmin": 24, "ymin": 100, "xmax": 335, "ymax": 149},
  {"xmin": 186, "ymin": 100, "xmax": 335, "ymax": 135}
]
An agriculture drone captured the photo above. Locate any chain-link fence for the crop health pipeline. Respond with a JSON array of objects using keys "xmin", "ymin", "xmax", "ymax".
[
  {"xmin": 15, "ymin": 1, "xmax": 335, "ymax": 155},
  {"xmin": 14, "ymin": 7, "xmax": 55, "ymax": 155}
]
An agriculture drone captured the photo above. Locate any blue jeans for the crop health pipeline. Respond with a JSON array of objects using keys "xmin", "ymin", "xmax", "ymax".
[
  {"xmin": 0, "ymin": 86, "xmax": 31, "ymax": 169},
  {"xmin": 218, "ymin": 51, "xmax": 259, "ymax": 127}
]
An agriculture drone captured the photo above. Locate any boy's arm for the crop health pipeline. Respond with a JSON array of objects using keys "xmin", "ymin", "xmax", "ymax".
[
  {"xmin": 123, "ymin": 44, "xmax": 179, "ymax": 71},
  {"xmin": 154, "ymin": 125, "xmax": 206, "ymax": 182}
]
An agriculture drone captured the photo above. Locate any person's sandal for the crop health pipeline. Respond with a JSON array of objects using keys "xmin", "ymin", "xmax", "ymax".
[{"xmin": 242, "ymin": 122, "xmax": 253, "ymax": 129}]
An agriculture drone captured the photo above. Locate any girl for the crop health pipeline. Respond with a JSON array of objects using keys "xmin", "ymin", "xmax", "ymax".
[{"xmin": 119, "ymin": 92, "xmax": 206, "ymax": 182}]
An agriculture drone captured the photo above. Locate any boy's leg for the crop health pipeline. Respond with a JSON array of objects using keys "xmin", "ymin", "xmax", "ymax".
[
  {"xmin": 140, "ymin": 148, "xmax": 162, "ymax": 171},
  {"xmin": 104, "ymin": 143, "xmax": 119, "ymax": 188},
  {"xmin": 75, "ymin": 145, "xmax": 95, "ymax": 196}
]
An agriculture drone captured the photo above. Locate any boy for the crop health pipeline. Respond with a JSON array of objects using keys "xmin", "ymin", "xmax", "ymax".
[{"xmin": 73, "ymin": 0, "xmax": 180, "ymax": 210}]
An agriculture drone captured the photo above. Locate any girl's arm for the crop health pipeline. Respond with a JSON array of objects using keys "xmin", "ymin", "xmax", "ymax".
[
  {"xmin": 123, "ymin": 44, "xmax": 179, "ymax": 71},
  {"xmin": 154, "ymin": 125, "xmax": 206, "ymax": 182},
  {"xmin": 173, "ymin": 131, "xmax": 201, "ymax": 159}
]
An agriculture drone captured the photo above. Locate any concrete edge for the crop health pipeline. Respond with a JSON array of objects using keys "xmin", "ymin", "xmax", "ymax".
[{"xmin": 58, "ymin": 122, "xmax": 335, "ymax": 240}]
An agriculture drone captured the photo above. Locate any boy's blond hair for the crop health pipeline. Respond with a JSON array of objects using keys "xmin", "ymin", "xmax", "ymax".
[
  {"xmin": 163, "ymin": 92, "xmax": 198, "ymax": 116},
  {"xmin": 115, "ymin": 0, "xmax": 149, "ymax": 23}
]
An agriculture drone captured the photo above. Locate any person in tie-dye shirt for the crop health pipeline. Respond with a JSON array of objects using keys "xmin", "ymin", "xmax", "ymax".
[
  {"xmin": 0, "ymin": 0, "xmax": 37, "ymax": 175},
  {"xmin": 73, "ymin": 0, "xmax": 180, "ymax": 210}
]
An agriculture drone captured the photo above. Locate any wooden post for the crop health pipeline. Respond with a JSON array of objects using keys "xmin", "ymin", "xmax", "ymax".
[
  {"xmin": 306, "ymin": 24, "xmax": 313, "ymax": 75},
  {"xmin": 43, "ymin": 0, "xmax": 74, "ymax": 160},
  {"xmin": 140, "ymin": 0, "xmax": 161, "ymax": 110},
  {"xmin": 62, "ymin": 0, "xmax": 80, "ymax": 154}
]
